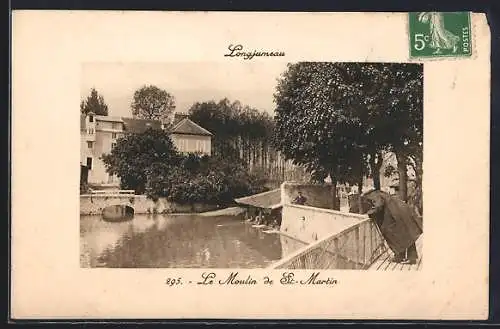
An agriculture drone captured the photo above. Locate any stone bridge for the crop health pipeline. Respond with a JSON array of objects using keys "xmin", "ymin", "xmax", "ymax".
[{"xmin": 80, "ymin": 191, "xmax": 217, "ymax": 216}]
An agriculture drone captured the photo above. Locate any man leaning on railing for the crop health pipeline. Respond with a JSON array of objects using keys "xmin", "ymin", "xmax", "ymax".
[{"xmin": 360, "ymin": 189, "xmax": 423, "ymax": 265}]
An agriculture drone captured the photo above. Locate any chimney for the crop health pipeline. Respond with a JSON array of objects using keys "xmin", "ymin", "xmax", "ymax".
[{"xmin": 173, "ymin": 112, "xmax": 189, "ymax": 125}]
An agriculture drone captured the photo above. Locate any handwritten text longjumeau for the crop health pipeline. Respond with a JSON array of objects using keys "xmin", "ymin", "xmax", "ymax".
[{"xmin": 224, "ymin": 44, "xmax": 285, "ymax": 60}]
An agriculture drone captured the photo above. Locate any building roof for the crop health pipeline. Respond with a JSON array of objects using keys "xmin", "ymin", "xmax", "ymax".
[
  {"xmin": 234, "ymin": 189, "xmax": 282, "ymax": 210},
  {"xmin": 173, "ymin": 112, "xmax": 189, "ymax": 126},
  {"xmin": 122, "ymin": 117, "xmax": 162, "ymax": 134},
  {"xmin": 171, "ymin": 118, "xmax": 213, "ymax": 136},
  {"xmin": 95, "ymin": 115, "xmax": 124, "ymax": 123}
]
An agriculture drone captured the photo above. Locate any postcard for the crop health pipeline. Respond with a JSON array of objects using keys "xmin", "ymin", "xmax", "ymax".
[{"xmin": 11, "ymin": 11, "xmax": 490, "ymax": 320}]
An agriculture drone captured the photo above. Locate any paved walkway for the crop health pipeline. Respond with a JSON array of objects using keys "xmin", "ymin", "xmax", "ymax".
[{"xmin": 368, "ymin": 235, "xmax": 423, "ymax": 271}]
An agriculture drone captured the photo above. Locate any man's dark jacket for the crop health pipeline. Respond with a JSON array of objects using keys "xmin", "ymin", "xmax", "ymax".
[{"xmin": 361, "ymin": 190, "xmax": 423, "ymax": 254}]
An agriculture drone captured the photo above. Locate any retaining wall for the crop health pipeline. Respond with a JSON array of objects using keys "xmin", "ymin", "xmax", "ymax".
[
  {"xmin": 280, "ymin": 204, "xmax": 367, "ymax": 244},
  {"xmin": 80, "ymin": 194, "xmax": 218, "ymax": 215}
]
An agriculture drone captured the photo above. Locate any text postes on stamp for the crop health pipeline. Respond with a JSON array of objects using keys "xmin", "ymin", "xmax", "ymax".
[{"xmin": 409, "ymin": 12, "xmax": 472, "ymax": 58}]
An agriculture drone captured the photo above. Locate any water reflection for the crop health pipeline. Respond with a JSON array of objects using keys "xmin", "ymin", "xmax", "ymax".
[{"xmin": 80, "ymin": 213, "xmax": 305, "ymax": 268}]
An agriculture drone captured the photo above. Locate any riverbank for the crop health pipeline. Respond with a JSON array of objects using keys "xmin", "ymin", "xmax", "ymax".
[{"xmin": 80, "ymin": 194, "xmax": 218, "ymax": 215}]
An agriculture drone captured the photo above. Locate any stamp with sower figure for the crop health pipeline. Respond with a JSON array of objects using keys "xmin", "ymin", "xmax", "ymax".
[{"xmin": 409, "ymin": 12, "xmax": 472, "ymax": 58}]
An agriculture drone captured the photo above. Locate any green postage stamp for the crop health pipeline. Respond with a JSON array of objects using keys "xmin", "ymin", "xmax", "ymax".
[{"xmin": 409, "ymin": 12, "xmax": 472, "ymax": 58}]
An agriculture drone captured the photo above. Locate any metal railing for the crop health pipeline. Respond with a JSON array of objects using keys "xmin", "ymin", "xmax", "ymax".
[
  {"xmin": 81, "ymin": 189, "xmax": 136, "ymax": 198},
  {"xmin": 89, "ymin": 189, "xmax": 135, "ymax": 195},
  {"xmin": 269, "ymin": 219, "xmax": 387, "ymax": 270}
]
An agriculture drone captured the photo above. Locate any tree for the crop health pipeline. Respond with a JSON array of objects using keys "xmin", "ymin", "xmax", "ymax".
[
  {"xmin": 375, "ymin": 64, "xmax": 423, "ymax": 201},
  {"xmin": 81, "ymin": 88, "xmax": 109, "ymax": 116},
  {"xmin": 188, "ymin": 98, "xmax": 276, "ymax": 173},
  {"xmin": 100, "ymin": 126, "xmax": 268, "ymax": 204},
  {"xmin": 273, "ymin": 62, "xmax": 423, "ymax": 208},
  {"xmin": 273, "ymin": 62, "xmax": 367, "ymax": 209},
  {"xmin": 101, "ymin": 128, "xmax": 179, "ymax": 194},
  {"xmin": 131, "ymin": 85, "xmax": 176, "ymax": 123},
  {"xmin": 343, "ymin": 63, "xmax": 423, "ymax": 199},
  {"xmin": 145, "ymin": 154, "xmax": 268, "ymax": 205}
]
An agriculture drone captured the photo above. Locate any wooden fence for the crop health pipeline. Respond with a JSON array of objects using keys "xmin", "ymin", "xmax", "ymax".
[{"xmin": 268, "ymin": 219, "xmax": 388, "ymax": 270}]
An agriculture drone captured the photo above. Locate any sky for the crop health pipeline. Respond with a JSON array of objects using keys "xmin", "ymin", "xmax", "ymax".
[{"xmin": 81, "ymin": 62, "xmax": 290, "ymax": 117}]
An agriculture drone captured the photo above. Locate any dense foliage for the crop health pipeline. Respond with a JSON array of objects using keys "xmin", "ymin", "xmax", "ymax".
[
  {"xmin": 80, "ymin": 88, "xmax": 109, "ymax": 116},
  {"xmin": 146, "ymin": 154, "xmax": 267, "ymax": 205},
  {"xmin": 131, "ymin": 85, "xmax": 176, "ymax": 123},
  {"xmin": 188, "ymin": 99, "xmax": 274, "ymax": 165},
  {"xmin": 101, "ymin": 129, "xmax": 266, "ymax": 205},
  {"xmin": 187, "ymin": 98, "xmax": 310, "ymax": 185},
  {"xmin": 273, "ymin": 62, "xmax": 423, "ymax": 209},
  {"xmin": 101, "ymin": 128, "xmax": 180, "ymax": 194}
]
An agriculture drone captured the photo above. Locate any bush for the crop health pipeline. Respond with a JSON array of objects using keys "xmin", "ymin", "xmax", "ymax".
[
  {"xmin": 102, "ymin": 128, "xmax": 268, "ymax": 205},
  {"xmin": 145, "ymin": 154, "xmax": 267, "ymax": 205}
]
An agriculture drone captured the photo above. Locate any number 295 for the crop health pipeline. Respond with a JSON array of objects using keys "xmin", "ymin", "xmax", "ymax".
[{"xmin": 165, "ymin": 277, "xmax": 182, "ymax": 286}]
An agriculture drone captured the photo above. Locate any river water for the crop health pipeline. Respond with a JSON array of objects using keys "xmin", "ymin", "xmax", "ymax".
[{"xmin": 80, "ymin": 213, "xmax": 307, "ymax": 268}]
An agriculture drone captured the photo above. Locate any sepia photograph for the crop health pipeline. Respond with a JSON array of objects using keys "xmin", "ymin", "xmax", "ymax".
[
  {"xmin": 79, "ymin": 61, "xmax": 423, "ymax": 271},
  {"xmin": 13, "ymin": 11, "xmax": 489, "ymax": 319}
]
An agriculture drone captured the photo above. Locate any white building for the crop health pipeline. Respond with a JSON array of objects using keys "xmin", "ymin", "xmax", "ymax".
[
  {"xmin": 80, "ymin": 112, "xmax": 162, "ymax": 187},
  {"xmin": 170, "ymin": 117, "xmax": 213, "ymax": 155},
  {"xmin": 80, "ymin": 112, "xmax": 213, "ymax": 188}
]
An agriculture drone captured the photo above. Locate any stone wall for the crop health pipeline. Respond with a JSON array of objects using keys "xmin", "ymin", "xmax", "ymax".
[
  {"xmin": 281, "ymin": 182, "xmax": 337, "ymax": 209},
  {"xmin": 279, "ymin": 233, "xmax": 309, "ymax": 258},
  {"xmin": 280, "ymin": 204, "xmax": 367, "ymax": 244},
  {"xmin": 80, "ymin": 194, "xmax": 219, "ymax": 215}
]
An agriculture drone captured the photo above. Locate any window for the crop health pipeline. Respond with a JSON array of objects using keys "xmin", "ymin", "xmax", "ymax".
[
  {"xmin": 112, "ymin": 132, "xmax": 117, "ymax": 139},
  {"xmin": 111, "ymin": 142, "xmax": 116, "ymax": 149},
  {"xmin": 87, "ymin": 141, "xmax": 93, "ymax": 149},
  {"xmin": 86, "ymin": 157, "xmax": 92, "ymax": 170},
  {"xmin": 89, "ymin": 115, "xmax": 94, "ymax": 123}
]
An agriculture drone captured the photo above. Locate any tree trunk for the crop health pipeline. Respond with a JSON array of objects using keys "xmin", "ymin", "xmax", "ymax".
[
  {"xmin": 413, "ymin": 156, "xmax": 423, "ymax": 215},
  {"xmin": 396, "ymin": 152, "xmax": 408, "ymax": 202},
  {"xmin": 370, "ymin": 152, "xmax": 382, "ymax": 190},
  {"xmin": 357, "ymin": 157, "xmax": 364, "ymax": 211},
  {"xmin": 329, "ymin": 171, "xmax": 340, "ymax": 210}
]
